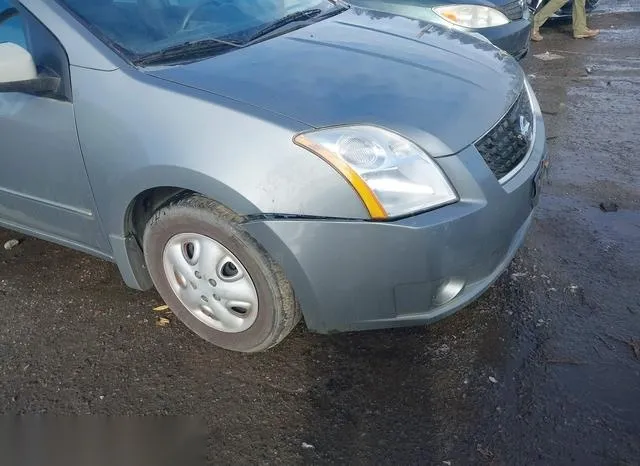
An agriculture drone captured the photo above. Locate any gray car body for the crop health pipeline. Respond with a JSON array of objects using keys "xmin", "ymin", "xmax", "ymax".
[{"xmin": 1, "ymin": 0, "xmax": 545, "ymax": 333}]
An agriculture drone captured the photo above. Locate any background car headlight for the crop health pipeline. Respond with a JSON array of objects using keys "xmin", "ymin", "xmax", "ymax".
[
  {"xmin": 433, "ymin": 5, "xmax": 510, "ymax": 28},
  {"xmin": 294, "ymin": 126, "xmax": 458, "ymax": 219}
]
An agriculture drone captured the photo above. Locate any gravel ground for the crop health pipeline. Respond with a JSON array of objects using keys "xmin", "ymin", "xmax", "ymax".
[{"xmin": 1, "ymin": 5, "xmax": 639, "ymax": 466}]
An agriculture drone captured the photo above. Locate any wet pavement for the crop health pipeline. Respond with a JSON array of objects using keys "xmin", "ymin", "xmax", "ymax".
[{"xmin": 1, "ymin": 5, "xmax": 639, "ymax": 466}]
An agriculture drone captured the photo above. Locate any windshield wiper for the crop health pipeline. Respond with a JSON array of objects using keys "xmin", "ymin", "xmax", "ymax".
[
  {"xmin": 134, "ymin": 38, "xmax": 241, "ymax": 66},
  {"xmin": 245, "ymin": 8, "xmax": 324, "ymax": 44}
]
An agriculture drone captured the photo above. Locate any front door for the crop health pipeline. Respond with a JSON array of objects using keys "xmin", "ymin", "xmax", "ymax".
[{"xmin": 0, "ymin": 1, "xmax": 108, "ymax": 252}]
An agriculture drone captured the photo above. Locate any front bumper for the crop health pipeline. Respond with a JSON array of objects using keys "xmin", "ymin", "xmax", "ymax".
[{"xmin": 245, "ymin": 111, "xmax": 547, "ymax": 334}]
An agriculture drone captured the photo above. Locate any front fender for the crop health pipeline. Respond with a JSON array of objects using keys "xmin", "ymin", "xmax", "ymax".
[
  {"xmin": 71, "ymin": 66, "xmax": 370, "ymax": 239},
  {"xmin": 71, "ymin": 66, "xmax": 369, "ymax": 289}
]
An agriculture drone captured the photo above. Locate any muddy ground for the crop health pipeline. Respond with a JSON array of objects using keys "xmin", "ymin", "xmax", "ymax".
[{"xmin": 1, "ymin": 5, "xmax": 639, "ymax": 466}]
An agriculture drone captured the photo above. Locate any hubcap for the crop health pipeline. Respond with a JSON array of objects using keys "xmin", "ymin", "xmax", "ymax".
[{"xmin": 162, "ymin": 233, "xmax": 258, "ymax": 333}]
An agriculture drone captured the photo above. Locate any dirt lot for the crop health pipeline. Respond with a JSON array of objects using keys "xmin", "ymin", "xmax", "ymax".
[{"xmin": 1, "ymin": 5, "xmax": 639, "ymax": 466}]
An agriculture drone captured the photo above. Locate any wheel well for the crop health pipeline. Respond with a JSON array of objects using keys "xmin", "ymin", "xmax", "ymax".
[
  {"xmin": 126, "ymin": 187, "xmax": 194, "ymax": 246},
  {"xmin": 122, "ymin": 188, "xmax": 252, "ymax": 291}
]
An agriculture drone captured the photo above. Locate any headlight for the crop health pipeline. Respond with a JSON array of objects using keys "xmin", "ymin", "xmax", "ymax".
[
  {"xmin": 294, "ymin": 126, "xmax": 458, "ymax": 219},
  {"xmin": 433, "ymin": 5, "xmax": 510, "ymax": 28}
]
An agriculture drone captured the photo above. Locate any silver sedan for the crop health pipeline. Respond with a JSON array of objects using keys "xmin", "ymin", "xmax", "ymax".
[{"xmin": 0, "ymin": 0, "xmax": 547, "ymax": 352}]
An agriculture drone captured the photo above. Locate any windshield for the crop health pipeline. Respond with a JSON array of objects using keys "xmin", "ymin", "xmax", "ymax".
[{"xmin": 57, "ymin": 0, "xmax": 340, "ymax": 58}]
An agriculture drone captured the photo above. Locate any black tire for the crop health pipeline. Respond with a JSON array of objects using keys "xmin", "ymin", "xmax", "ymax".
[{"xmin": 142, "ymin": 195, "xmax": 300, "ymax": 353}]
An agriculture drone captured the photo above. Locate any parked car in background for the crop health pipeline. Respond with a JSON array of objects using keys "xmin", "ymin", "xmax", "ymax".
[
  {"xmin": 528, "ymin": 0, "xmax": 599, "ymax": 18},
  {"xmin": 1, "ymin": 0, "xmax": 547, "ymax": 352},
  {"xmin": 349, "ymin": 0, "xmax": 533, "ymax": 58}
]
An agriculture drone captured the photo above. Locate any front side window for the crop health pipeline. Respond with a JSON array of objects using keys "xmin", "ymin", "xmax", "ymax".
[
  {"xmin": 56, "ymin": 0, "xmax": 345, "ymax": 60},
  {"xmin": 0, "ymin": 0, "xmax": 27, "ymax": 48}
]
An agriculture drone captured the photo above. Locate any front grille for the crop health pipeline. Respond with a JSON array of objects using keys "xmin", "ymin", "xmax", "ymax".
[
  {"xmin": 475, "ymin": 90, "xmax": 534, "ymax": 181},
  {"xmin": 501, "ymin": 0, "xmax": 524, "ymax": 20}
]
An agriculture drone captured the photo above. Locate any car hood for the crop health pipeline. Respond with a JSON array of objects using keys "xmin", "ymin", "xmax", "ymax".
[{"xmin": 145, "ymin": 8, "xmax": 524, "ymax": 156}]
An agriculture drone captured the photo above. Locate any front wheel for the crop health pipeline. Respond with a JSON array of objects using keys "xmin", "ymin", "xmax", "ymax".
[{"xmin": 142, "ymin": 195, "xmax": 300, "ymax": 352}]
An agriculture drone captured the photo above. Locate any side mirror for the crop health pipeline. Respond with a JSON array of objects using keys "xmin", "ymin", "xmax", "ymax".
[{"xmin": 0, "ymin": 42, "xmax": 60, "ymax": 95}]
